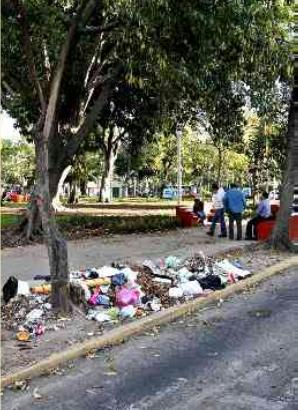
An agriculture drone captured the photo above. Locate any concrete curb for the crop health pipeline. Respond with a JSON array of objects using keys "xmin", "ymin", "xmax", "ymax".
[{"xmin": 2, "ymin": 255, "xmax": 298, "ymax": 388}]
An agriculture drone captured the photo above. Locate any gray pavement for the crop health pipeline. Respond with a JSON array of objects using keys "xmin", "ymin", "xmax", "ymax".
[
  {"xmin": 2, "ymin": 268, "xmax": 298, "ymax": 410},
  {"xmin": 1, "ymin": 228, "xmax": 250, "ymax": 282}
]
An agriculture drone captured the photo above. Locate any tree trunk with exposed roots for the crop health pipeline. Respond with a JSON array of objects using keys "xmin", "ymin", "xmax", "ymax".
[{"xmin": 270, "ymin": 78, "xmax": 298, "ymax": 253}]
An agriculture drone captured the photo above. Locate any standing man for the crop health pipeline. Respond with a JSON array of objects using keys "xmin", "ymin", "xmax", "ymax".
[
  {"xmin": 207, "ymin": 183, "xmax": 227, "ymax": 237},
  {"xmin": 245, "ymin": 191, "xmax": 271, "ymax": 240},
  {"xmin": 224, "ymin": 183, "xmax": 246, "ymax": 240}
]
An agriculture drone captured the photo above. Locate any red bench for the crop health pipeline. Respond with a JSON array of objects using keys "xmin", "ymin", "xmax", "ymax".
[
  {"xmin": 289, "ymin": 215, "xmax": 298, "ymax": 241},
  {"xmin": 176, "ymin": 206, "xmax": 199, "ymax": 227},
  {"xmin": 256, "ymin": 215, "xmax": 298, "ymax": 241},
  {"xmin": 256, "ymin": 220, "xmax": 275, "ymax": 240}
]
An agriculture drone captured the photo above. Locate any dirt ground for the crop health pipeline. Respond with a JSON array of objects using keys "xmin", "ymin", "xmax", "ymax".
[{"xmin": 1, "ymin": 245, "xmax": 289, "ymax": 377}]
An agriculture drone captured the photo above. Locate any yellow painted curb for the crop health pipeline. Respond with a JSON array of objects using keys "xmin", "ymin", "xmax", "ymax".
[{"xmin": 1, "ymin": 255, "xmax": 298, "ymax": 388}]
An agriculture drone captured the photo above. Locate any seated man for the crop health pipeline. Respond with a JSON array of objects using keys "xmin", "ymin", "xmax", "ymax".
[
  {"xmin": 245, "ymin": 191, "xmax": 271, "ymax": 240},
  {"xmin": 193, "ymin": 198, "xmax": 206, "ymax": 224}
]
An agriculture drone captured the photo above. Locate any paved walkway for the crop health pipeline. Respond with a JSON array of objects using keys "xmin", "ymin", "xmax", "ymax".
[{"xmin": 1, "ymin": 228, "xmax": 250, "ymax": 283}]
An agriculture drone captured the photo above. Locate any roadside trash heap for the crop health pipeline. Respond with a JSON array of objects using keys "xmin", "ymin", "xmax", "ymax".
[{"xmin": 1, "ymin": 253, "xmax": 251, "ymax": 341}]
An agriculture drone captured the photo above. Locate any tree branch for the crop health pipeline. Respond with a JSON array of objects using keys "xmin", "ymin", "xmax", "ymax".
[
  {"xmin": 2, "ymin": 80, "xmax": 16, "ymax": 96},
  {"xmin": 86, "ymin": 43, "xmax": 117, "ymax": 92},
  {"xmin": 12, "ymin": 0, "xmax": 46, "ymax": 112},
  {"xmin": 81, "ymin": 21, "xmax": 120, "ymax": 34},
  {"xmin": 43, "ymin": 0, "xmax": 98, "ymax": 140},
  {"xmin": 65, "ymin": 83, "xmax": 113, "ymax": 159},
  {"xmin": 42, "ymin": 39, "xmax": 51, "ymax": 82}
]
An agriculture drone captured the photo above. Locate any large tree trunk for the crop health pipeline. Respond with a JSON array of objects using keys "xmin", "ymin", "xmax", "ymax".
[
  {"xmin": 99, "ymin": 154, "xmax": 110, "ymax": 202},
  {"xmin": 68, "ymin": 182, "xmax": 78, "ymax": 204},
  {"xmin": 99, "ymin": 142, "xmax": 119, "ymax": 202},
  {"xmin": 22, "ymin": 158, "xmax": 67, "ymax": 239},
  {"xmin": 270, "ymin": 80, "xmax": 298, "ymax": 252},
  {"xmin": 80, "ymin": 180, "xmax": 87, "ymax": 196},
  {"xmin": 35, "ymin": 136, "xmax": 71, "ymax": 313}
]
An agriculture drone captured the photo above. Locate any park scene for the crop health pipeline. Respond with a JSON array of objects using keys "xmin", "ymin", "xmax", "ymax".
[{"xmin": 1, "ymin": 1, "xmax": 298, "ymax": 409}]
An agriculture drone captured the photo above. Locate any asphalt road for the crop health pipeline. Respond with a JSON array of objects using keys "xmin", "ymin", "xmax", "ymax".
[{"xmin": 3, "ymin": 267, "xmax": 298, "ymax": 410}]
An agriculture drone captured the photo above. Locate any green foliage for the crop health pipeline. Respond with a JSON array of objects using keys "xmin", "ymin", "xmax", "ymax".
[
  {"xmin": 115, "ymin": 127, "xmax": 250, "ymax": 191},
  {"xmin": 0, "ymin": 214, "xmax": 19, "ymax": 227},
  {"xmin": 69, "ymin": 151, "xmax": 102, "ymax": 187},
  {"xmin": 244, "ymin": 82, "xmax": 289, "ymax": 192},
  {"xmin": 1, "ymin": 0, "xmax": 292, "ymax": 205},
  {"xmin": 0, "ymin": 139, "xmax": 35, "ymax": 186},
  {"xmin": 2, "ymin": 0, "xmax": 291, "ymax": 138}
]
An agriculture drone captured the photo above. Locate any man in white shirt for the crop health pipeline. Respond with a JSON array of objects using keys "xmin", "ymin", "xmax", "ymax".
[{"xmin": 207, "ymin": 183, "xmax": 227, "ymax": 237}]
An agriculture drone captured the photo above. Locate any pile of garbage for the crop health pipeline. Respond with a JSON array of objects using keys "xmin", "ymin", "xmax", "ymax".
[
  {"xmin": 1, "ymin": 253, "xmax": 251, "ymax": 341},
  {"xmin": 1, "ymin": 292, "xmax": 53, "ymax": 342}
]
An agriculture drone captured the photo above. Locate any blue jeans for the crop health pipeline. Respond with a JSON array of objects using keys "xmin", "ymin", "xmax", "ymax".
[
  {"xmin": 210, "ymin": 208, "xmax": 227, "ymax": 235},
  {"xmin": 197, "ymin": 211, "xmax": 206, "ymax": 222}
]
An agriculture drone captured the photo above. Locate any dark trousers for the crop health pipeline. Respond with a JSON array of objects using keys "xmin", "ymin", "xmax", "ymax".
[
  {"xmin": 228, "ymin": 212, "xmax": 242, "ymax": 240},
  {"xmin": 210, "ymin": 208, "xmax": 227, "ymax": 235},
  {"xmin": 245, "ymin": 215, "xmax": 266, "ymax": 240}
]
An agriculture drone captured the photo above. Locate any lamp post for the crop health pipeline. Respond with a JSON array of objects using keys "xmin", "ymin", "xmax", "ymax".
[{"xmin": 177, "ymin": 128, "xmax": 183, "ymax": 205}]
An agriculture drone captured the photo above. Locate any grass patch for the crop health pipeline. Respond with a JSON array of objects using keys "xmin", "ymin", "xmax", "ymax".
[
  {"xmin": 1, "ymin": 201, "xmax": 28, "ymax": 208},
  {"xmin": 57, "ymin": 214, "xmax": 178, "ymax": 235},
  {"xmin": 77, "ymin": 198, "xmax": 193, "ymax": 208},
  {"xmin": 1, "ymin": 214, "xmax": 20, "ymax": 227}
]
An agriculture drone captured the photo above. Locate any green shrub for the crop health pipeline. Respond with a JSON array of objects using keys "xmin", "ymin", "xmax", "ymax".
[{"xmin": 57, "ymin": 214, "xmax": 178, "ymax": 236}]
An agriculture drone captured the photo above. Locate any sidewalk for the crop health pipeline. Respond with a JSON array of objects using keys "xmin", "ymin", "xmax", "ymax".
[{"xmin": 1, "ymin": 228, "xmax": 250, "ymax": 283}]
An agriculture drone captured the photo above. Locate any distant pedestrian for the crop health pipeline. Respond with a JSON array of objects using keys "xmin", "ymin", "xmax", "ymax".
[
  {"xmin": 245, "ymin": 191, "xmax": 271, "ymax": 240},
  {"xmin": 207, "ymin": 183, "xmax": 227, "ymax": 237},
  {"xmin": 223, "ymin": 183, "xmax": 246, "ymax": 240}
]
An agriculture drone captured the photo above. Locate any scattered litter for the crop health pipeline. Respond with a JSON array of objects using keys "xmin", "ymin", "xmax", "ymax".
[
  {"xmin": 120, "ymin": 305, "xmax": 136, "ymax": 318},
  {"xmin": 217, "ymin": 298, "xmax": 224, "ymax": 308},
  {"xmin": 26, "ymin": 309, "xmax": 43, "ymax": 322},
  {"xmin": 169, "ymin": 287, "xmax": 184, "ymax": 298},
  {"xmin": 17, "ymin": 280, "xmax": 31, "ymax": 296},
  {"xmin": 33, "ymin": 387, "xmax": 43, "ymax": 400},
  {"xmin": 1, "ymin": 251, "xmax": 252, "ymax": 345},
  {"xmin": 2, "ymin": 276, "xmax": 18, "ymax": 303},
  {"xmin": 179, "ymin": 280, "xmax": 203, "ymax": 296},
  {"xmin": 9, "ymin": 380, "xmax": 28, "ymax": 391},
  {"xmin": 93, "ymin": 312, "xmax": 111, "ymax": 323},
  {"xmin": 165, "ymin": 256, "xmax": 181, "ymax": 269},
  {"xmin": 153, "ymin": 277, "xmax": 172, "ymax": 284},
  {"xmin": 116, "ymin": 288, "xmax": 140, "ymax": 308},
  {"xmin": 16, "ymin": 330, "xmax": 30, "ymax": 342},
  {"xmin": 215, "ymin": 259, "xmax": 251, "ymax": 279}
]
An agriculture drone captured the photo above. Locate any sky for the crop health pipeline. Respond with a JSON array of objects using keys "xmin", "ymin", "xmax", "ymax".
[{"xmin": 0, "ymin": 111, "xmax": 21, "ymax": 141}]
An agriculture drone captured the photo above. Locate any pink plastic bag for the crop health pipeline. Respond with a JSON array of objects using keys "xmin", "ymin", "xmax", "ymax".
[
  {"xmin": 88, "ymin": 285, "xmax": 100, "ymax": 305},
  {"xmin": 116, "ymin": 288, "xmax": 140, "ymax": 307}
]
